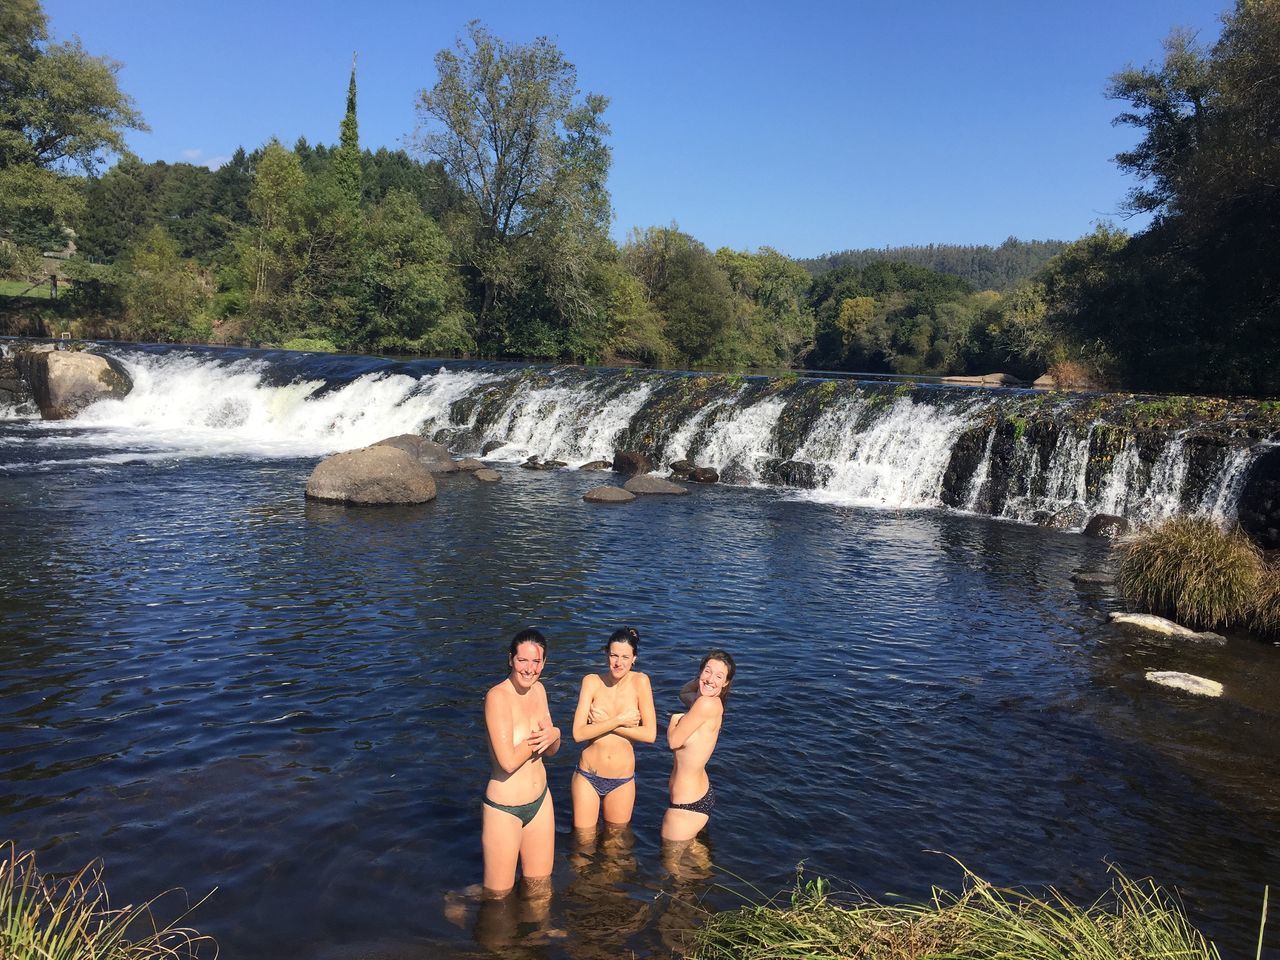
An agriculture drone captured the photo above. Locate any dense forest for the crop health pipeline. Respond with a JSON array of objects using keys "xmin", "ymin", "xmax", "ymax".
[{"xmin": 1, "ymin": 1, "xmax": 1277, "ymax": 394}]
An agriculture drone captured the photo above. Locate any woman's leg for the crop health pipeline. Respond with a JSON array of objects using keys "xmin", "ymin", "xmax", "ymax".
[
  {"xmin": 518, "ymin": 791, "xmax": 556, "ymax": 898},
  {"xmin": 481, "ymin": 803, "xmax": 522, "ymax": 897},
  {"xmin": 601, "ymin": 777, "xmax": 636, "ymax": 828},
  {"xmin": 571, "ymin": 769, "xmax": 601, "ymax": 831},
  {"xmin": 660, "ymin": 806, "xmax": 708, "ymax": 843}
]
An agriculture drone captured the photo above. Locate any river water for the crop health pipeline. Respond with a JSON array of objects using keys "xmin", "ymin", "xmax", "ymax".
[{"xmin": 1, "ymin": 346, "xmax": 1278, "ymax": 959}]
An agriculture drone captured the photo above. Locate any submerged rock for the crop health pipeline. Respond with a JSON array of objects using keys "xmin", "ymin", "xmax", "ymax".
[
  {"xmin": 1145, "ymin": 671, "xmax": 1224, "ymax": 697},
  {"xmin": 1071, "ymin": 570, "xmax": 1116, "ymax": 586},
  {"xmin": 1108, "ymin": 612, "xmax": 1226, "ymax": 645},
  {"xmin": 17, "ymin": 349, "xmax": 131, "ymax": 419},
  {"xmin": 583, "ymin": 485, "xmax": 635, "ymax": 503},
  {"xmin": 473, "ymin": 468, "xmax": 501, "ymax": 483},
  {"xmin": 454, "ymin": 458, "xmax": 485, "ymax": 472},
  {"xmin": 579, "ymin": 460, "xmax": 612, "ymax": 471},
  {"xmin": 623, "ymin": 474, "xmax": 689, "ymax": 496},
  {"xmin": 521, "ymin": 457, "xmax": 565, "ymax": 471},
  {"xmin": 305, "ymin": 446, "xmax": 437, "ymax": 505}
]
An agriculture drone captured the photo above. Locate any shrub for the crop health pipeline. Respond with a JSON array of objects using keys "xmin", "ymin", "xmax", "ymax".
[
  {"xmin": 0, "ymin": 842, "xmax": 212, "ymax": 959},
  {"xmin": 280, "ymin": 338, "xmax": 338, "ymax": 353},
  {"xmin": 1116, "ymin": 517, "xmax": 1262, "ymax": 630}
]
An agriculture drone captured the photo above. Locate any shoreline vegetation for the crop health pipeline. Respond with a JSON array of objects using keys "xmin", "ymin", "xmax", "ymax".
[
  {"xmin": 688, "ymin": 864, "xmax": 1248, "ymax": 960},
  {"xmin": 3, "ymin": 2, "xmax": 1278, "ymax": 395}
]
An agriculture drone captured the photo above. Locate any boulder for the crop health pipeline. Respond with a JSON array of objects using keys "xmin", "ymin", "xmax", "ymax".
[
  {"xmin": 623, "ymin": 474, "xmax": 689, "ymax": 496},
  {"xmin": 473, "ymin": 468, "xmax": 501, "ymax": 483},
  {"xmin": 1033, "ymin": 374, "xmax": 1056, "ymax": 390},
  {"xmin": 762, "ymin": 458, "xmax": 818, "ymax": 489},
  {"xmin": 1144, "ymin": 671, "xmax": 1223, "ymax": 697},
  {"xmin": 1070, "ymin": 570, "xmax": 1116, "ymax": 586},
  {"xmin": 1108, "ymin": 612, "xmax": 1226, "ymax": 645},
  {"xmin": 17, "ymin": 349, "xmax": 131, "ymax": 419},
  {"xmin": 373, "ymin": 434, "xmax": 455, "ymax": 471},
  {"xmin": 454, "ymin": 458, "xmax": 486, "ymax": 472},
  {"xmin": 688, "ymin": 466, "xmax": 719, "ymax": 484},
  {"xmin": 482, "ymin": 439, "xmax": 507, "ymax": 455},
  {"xmin": 612, "ymin": 450, "xmax": 654, "ymax": 475},
  {"xmin": 583, "ymin": 485, "xmax": 636, "ymax": 503},
  {"xmin": 305, "ymin": 446, "xmax": 437, "ymax": 505},
  {"xmin": 521, "ymin": 457, "xmax": 565, "ymax": 471},
  {"xmin": 578, "ymin": 460, "xmax": 612, "ymax": 471},
  {"xmin": 668, "ymin": 459, "xmax": 695, "ymax": 479},
  {"xmin": 941, "ymin": 372, "xmax": 1022, "ymax": 387},
  {"xmin": 1036, "ymin": 503, "xmax": 1088, "ymax": 531},
  {"xmin": 1083, "ymin": 513, "xmax": 1130, "ymax": 539}
]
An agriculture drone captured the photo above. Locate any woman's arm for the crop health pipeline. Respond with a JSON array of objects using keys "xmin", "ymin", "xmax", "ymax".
[
  {"xmin": 571, "ymin": 676, "xmax": 600, "ymax": 743},
  {"xmin": 666, "ymin": 696, "xmax": 718, "ymax": 750},
  {"xmin": 485, "ymin": 687, "xmax": 534, "ymax": 774},
  {"xmin": 612, "ymin": 673, "xmax": 657, "ymax": 744}
]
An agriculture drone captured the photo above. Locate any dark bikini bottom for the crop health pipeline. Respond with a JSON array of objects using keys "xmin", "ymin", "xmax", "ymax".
[
  {"xmin": 669, "ymin": 783, "xmax": 715, "ymax": 816},
  {"xmin": 483, "ymin": 783, "xmax": 549, "ymax": 827},
  {"xmin": 575, "ymin": 766, "xmax": 635, "ymax": 798}
]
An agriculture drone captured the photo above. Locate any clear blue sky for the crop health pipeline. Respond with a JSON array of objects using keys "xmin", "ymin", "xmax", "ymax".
[{"xmin": 44, "ymin": 0, "xmax": 1228, "ymax": 258}]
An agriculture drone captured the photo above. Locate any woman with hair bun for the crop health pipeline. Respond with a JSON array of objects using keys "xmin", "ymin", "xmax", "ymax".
[
  {"xmin": 570, "ymin": 627, "xmax": 656, "ymax": 835},
  {"xmin": 662, "ymin": 649, "xmax": 735, "ymax": 843},
  {"xmin": 481, "ymin": 628, "xmax": 561, "ymax": 899}
]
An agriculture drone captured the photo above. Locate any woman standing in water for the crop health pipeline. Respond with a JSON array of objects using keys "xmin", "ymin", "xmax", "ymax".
[
  {"xmin": 482, "ymin": 628, "xmax": 561, "ymax": 899},
  {"xmin": 661, "ymin": 650, "xmax": 735, "ymax": 843},
  {"xmin": 571, "ymin": 627, "xmax": 656, "ymax": 835}
]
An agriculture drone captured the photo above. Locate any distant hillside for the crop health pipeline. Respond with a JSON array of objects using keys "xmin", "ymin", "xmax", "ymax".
[{"xmin": 801, "ymin": 238, "xmax": 1068, "ymax": 292}]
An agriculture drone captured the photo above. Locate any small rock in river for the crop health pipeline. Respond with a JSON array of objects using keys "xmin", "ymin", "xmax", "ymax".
[
  {"xmin": 473, "ymin": 469, "xmax": 501, "ymax": 483},
  {"xmin": 1108, "ymin": 612, "xmax": 1226, "ymax": 644},
  {"xmin": 623, "ymin": 474, "xmax": 689, "ymax": 496},
  {"xmin": 584, "ymin": 485, "xmax": 635, "ymax": 503},
  {"xmin": 1145, "ymin": 671, "xmax": 1223, "ymax": 697}
]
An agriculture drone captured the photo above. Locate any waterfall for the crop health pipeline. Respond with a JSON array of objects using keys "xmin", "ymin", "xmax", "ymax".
[{"xmin": 4, "ymin": 344, "xmax": 1277, "ymax": 532}]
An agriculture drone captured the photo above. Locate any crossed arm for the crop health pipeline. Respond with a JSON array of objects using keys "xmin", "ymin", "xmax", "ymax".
[
  {"xmin": 485, "ymin": 685, "xmax": 561, "ymax": 775},
  {"xmin": 572, "ymin": 673, "xmax": 657, "ymax": 745}
]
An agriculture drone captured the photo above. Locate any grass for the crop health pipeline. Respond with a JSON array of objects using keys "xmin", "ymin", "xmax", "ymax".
[
  {"xmin": 1, "ymin": 842, "xmax": 213, "ymax": 960},
  {"xmin": 689, "ymin": 863, "xmax": 1223, "ymax": 960},
  {"xmin": 1115, "ymin": 517, "xmax": 1264, "ymax": 632},
  {"xmin": 0, "ymin": 279, "xmax": 53, "ymax": 299}
]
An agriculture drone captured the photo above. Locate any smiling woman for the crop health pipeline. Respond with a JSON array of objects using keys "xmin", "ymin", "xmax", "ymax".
[
  {"xmin": 481, "ymin": 628, "xmax": 561, "ymax": 900},
  {"xmin": 662, "ymin": 649, "xmax": 736, "ymax": 843}
]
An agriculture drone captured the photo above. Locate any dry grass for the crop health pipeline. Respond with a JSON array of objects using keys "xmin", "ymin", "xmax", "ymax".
[
  {"xmin": 1, "ymin": 842, "xmax": 215, "ymax": 960},
  {"xmin": 689, "ymin": 864, "xmax": 1221, "ymax": 960},
  {"xmin": 1115, "ymin": 517, "xmax": 1263, "ymax": 631}
]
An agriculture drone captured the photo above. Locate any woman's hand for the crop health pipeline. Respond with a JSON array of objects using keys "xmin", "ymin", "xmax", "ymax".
[
  {"xmin": 527, "ymin": 718, "xmax": 560, "ymax": 755},
  {"xmin": 616, "ymin": 707, "xmax": 641, "ymax": 727},
  {"xmin": 588, "ymin": 703, "xmax": 609, "ymax": 724}
]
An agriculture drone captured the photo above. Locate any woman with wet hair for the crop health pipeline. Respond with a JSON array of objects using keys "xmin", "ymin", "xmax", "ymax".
[
  {"xmin": 481, "ymin": 628, "xmax": 561, "ymax": 899},
  {"xmin": 571, "ymin": 627, "xmax": 656, "ymax": 835},
  {"xmin": 661, "ymin": 649, "xmax": 735, "ymax": 843}
]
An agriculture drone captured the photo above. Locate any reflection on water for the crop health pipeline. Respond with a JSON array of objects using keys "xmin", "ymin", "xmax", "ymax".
[{"xmin": 1, "ymin": 421, "xmax": 1279, "ymax": 959}]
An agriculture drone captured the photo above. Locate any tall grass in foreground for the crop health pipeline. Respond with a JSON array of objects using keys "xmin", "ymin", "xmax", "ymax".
[
  {"xmin": 689, "ymin": 865, "xmax": 1222, "ymax": 960},
  {"xmin": 1, "ymin": 842, "xmax": 214, "ymax": 960},
  {"xmin": 1116, "ymin": 517, "xmax": 1266, "ymax": 632}
]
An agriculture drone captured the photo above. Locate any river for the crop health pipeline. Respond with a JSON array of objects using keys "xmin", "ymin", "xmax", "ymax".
[{"xmin": 1, "ymin": 344, "xmax": 1277, "ymax": 959}]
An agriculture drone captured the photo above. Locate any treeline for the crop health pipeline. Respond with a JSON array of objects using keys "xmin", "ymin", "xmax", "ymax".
[
  {"xmin": 2, "ymin": 2, "xmax": 1277, "ymax": 394},
  {"xmin": 801, "ymin": 239, "xmax": 1068, "ymax": 292}
]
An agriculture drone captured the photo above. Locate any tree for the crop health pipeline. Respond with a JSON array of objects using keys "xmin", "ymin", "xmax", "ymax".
[
  {"xmin": 0, "ymin": 0, "xmax": 146, "ymax": 246},
  {"xmin": 412, "ymin": 21, "xmax": 611, "ymax": 347},
  {"xmin": 122, "ymin": 225, "xmax": 211, "ymax": 341},
  {"xmin": 333, "ymin": 55, "xmax": 361, "ymax": 208}
]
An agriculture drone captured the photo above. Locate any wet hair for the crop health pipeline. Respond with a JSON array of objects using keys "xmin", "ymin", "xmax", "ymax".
[
  {"xmin": 509, "ymin": 628, "xmax": 547, "ymax": 659},
  {"xmin": 606, "ymin": 626, "xmax": 640, "ymax": 655},
  {"xmin": 699, "ymin": 649, "xmax": 736, "ymax": 701}
]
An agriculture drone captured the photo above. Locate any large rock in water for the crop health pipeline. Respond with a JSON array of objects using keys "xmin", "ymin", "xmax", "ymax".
[
  {"xmin": 17, "ymin": 349, "xmax": 131, "ymax": 419},
  {"xmin": 623, "ymin": 474, "xmax": 689, "ymax": 496},
  {"xmin": 305, "ymin": 446, "xmax": 437, "ymax": 505},
  {"xmin": 583, "ymin": 485, "xmax": 635, "ymax": 503},
  {"xmin": 613, "ymin": 450, "xmax": 654, "ymax": 475},
  {"xmin": 1145, "ymin": 671, "xmax": 1223, "ymax": 697},
  {"xmin": 373, "ymin": 434, "xmax": 457, "ymax": 473},
  {"xmin": 1108, "ymin": 612, "xmax": 1226, "ymax": 645}
]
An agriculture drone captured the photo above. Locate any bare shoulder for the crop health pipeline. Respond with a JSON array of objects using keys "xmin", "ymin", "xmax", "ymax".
[
  {"xmin": 485, "ymin": 680, "xmax": 512, "ymax": 705},
  {"xmin": 631, "ymin": 670, "xmax": 652, "ymax": 688},
  {"xmin": 580, "ymin": 673, "xmax": 602, "ymax": 693},
  {"xmin": 698, "ymin": 694, "xmax": 725, "ymax": 717}
]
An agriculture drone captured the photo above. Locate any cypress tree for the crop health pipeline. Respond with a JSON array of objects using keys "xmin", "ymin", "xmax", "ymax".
[{"xmin": 334, "ymin": 54, "xmax": 361, "ymax": 206}]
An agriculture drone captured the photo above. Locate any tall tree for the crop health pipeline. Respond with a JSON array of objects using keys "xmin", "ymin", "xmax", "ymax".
[
  {"xmin": 0, "ymin": 0, "xmax": 146, "ymax": 247},
  {"xmin": 412, "ymin": 21, "xmax": 611, "ymax": 349},
  {"xmin": 333, "ymin": 55, "xmax": 361, "ymax": 207}
]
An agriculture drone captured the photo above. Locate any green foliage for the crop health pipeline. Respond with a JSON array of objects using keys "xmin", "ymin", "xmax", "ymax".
[
  {"xmin": 0, "ymin": 841, "xmax": 212, "ymax": 960},
  {"xmin": 121, "ymin": 225, "xmax": 211, "ymax": 342},
  {"xmin": 691, "ymin": 862, "xmax": 1221, "ymax": 960},
  {"xmin": 333, "ymin": 59, "xmax": 361, "ymax": 208},
  {"xmin": 802, "ymin": 237, "xmax": 1069, "ymax": 292},
  {"xmin": 0, "ymin": 0, "xmax": 147, "ymax": 246},
  {"xmin": 1116, "ymin": 517, "xmax": 1262, "ymax": 630},
  {"xmin": 281, "ymin": 338, "xmax": 337, "ymax": 353}
]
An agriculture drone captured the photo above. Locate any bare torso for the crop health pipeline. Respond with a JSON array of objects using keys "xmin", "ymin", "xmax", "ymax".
[
  {"xmin": 579, "ymin": 672, "xmax": 644, "ymax": 777},
  {"xmin": 485, "ymin": 678, "xmax": 550, "ymax": 803},
  {"xmin": 668, "ymin": 696, "xmax": 722, "ymax": 804}
]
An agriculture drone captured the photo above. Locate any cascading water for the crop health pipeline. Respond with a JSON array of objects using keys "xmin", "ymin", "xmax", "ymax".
[{"xmin": 4, "ymin": 343, "xmax": 1279, "ymax": 532}]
